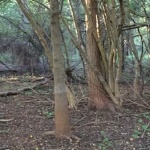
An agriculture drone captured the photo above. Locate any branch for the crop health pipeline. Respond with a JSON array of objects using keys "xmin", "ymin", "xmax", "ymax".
[
  {"xmin": 16, "ymin": 0, "xmax": 53, "ymax": 67},
  {"xmin": 0, "ymin": 78, "xmax": 49, "ymax": 97},
  {"xmin": 0, "ymin": 60, "xmax": 11, "ymax": 70},
  {"xmin": 118, "ymin": 0, "xmax": 125, "ymax": 36},
  {"xmin": 123, "ymin": 23, "xmax": 150, "ymax": 31},
  {"xmin": 0, "ymin": 119, "xmax": 13, "ymax": 122}
]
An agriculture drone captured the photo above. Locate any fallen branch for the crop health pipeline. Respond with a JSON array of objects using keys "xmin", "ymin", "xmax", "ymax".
[
  {"xmin": 0, "ymin": 147, "xmax": 15, "ymax": 150},
  {"xmin": 0, "ymin": 78, "xmax": 49, "ymax": 97},
  {"xmin": 0, "ymin": 119, "xmax": 13, "ymax": 122},
  {"xmin": 74, "ymin": 121, "xmax": 121, "ymax": 130}
]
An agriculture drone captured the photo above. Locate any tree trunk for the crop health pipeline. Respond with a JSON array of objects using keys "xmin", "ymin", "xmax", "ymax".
[
  {"xmin": 85, "ymin": 0, "xmax": 111, "ymax": 110},
  {"xmin": 134, "ymin": 60, "xmax": 143, "ymax": 99},
  {"xmin": 16, "ymin": 0, "xmax": 53, "ymax": 67},
  {"xmin": 129, "ymin": 35, "xmax": 143, "ymax": 99},
  {"xmin": 50, "ymin": 0, "xmax": 71, "ymax": 137}
]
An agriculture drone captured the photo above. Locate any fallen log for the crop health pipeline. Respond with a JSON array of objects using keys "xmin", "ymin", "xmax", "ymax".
[{"xmin": 0, "ymin": 78, "xmax": 49, "ymax": 97}]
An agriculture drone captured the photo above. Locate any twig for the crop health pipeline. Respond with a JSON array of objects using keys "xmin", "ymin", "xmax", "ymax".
[
  {"xmin": 74, "ymin": 121, "xmax": 120, "ymax": 130},
  {"xmin": 126, "ymin": 99, "xmax": 150, "ymax": 110},
  {"xmin": 141, "ymin": 122, "xmax": 150, "ymax": 138},
  {"xmin": 0, "ymin": 146, "xmax": 15, "ymax": 150},
  {"xmin": 74, "ymin": 115, "xmax": 86, "ymax": 125}
]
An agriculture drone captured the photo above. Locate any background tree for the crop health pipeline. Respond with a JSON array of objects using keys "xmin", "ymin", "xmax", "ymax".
[
  {"xmin": 79, "ymin": 0, "xmax": 125, "ymax": 110},
  {"xmin": 123, "ymin": 0, "xmax": 150, "ymax": 101}
]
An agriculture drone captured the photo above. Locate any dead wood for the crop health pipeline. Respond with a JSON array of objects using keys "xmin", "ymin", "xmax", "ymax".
[
  {"xmin": 0, "ymin": 78, "xmax": 49, "ymax": 97},
  {"xmin": 0, "ymin": 119, "xmax": 13, "ymax": 122}
]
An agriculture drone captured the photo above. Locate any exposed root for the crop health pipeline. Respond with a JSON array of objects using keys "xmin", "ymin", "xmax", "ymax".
[
  {"xmin": 42, "ymin": 130, "xmax": 55, "ymax": 136},
  {"xmin": 108, "ymin": 102, "xmax": 123, "ymax": 115},
  {"xmin": 88, "ymin": 99, "xmax": 123, "ymax": 115},
  {"xmin": 42, "ymin": 130, "xmax": 81, "ymax": 142},
  {"xmin": 56, "ymin": 134, "xmax": 80, "ymax": 142},
  {"xmin": 71, "ymin": 135, "xmax": 81, "ymax": 141}
]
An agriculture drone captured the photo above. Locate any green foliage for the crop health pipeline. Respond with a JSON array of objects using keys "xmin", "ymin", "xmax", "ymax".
[
  {"xmin": 129, "ymin": 1, "xmax": 142, "ymax": 12},
  {"xmin": 0, "ymin": 53, "xmax": 12, "ymax": 63},
  {"xmin": 35, "ymin": 147, "xmax": 39, "ymax": 150},
  {"xmin": 132, "ymin": 129, "xmax": 142, "ymax": 138},
  {"xmin": 129, "ymin": 0, "xmax": 150, "ymax": 15},
  {"xmin": 98, "ymin": 131, "xmax": 112, "ymax": 150},
  {"xmin": 24, "ymin": 91, "xmax": 33, "ymax": 96},
  {"xmin": 132, "ymin": 112, "xmax": 150, "ymax": 139},
  {"xmin": 0, "ymin": 1, "xmax": 26, "ymax": 38},
  {"xmin": 43, "ymin": 110, "xmax": 54, "ymax": 119}
]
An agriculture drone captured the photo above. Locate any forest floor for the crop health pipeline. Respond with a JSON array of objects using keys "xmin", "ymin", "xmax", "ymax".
[{"xmin": 0, "ymin": 75, "xmax": 150, "ymax": 150}]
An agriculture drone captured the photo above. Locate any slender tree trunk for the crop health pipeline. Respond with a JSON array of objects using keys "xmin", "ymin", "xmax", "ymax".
[
  {"xmin": 68, "ymin": 0, "xmax": 86, "ymax": 78},
  {"xmin": 129, "ymin": 35, "xmax": 143, "ymax": 99},
  {"xmin": 85, "ymin": 0, "xmax": 111, "ymax": 110},
  {"xmin": 134, "ymin": 60, "xmax": 143, "ymax": 99},
  {"xmin": 16, "ymin": 0, "xmax": 53, "ymax": 67},
  {"xmin": 50, "ymin": 0, "xmax": 71, "ymax": 137}
]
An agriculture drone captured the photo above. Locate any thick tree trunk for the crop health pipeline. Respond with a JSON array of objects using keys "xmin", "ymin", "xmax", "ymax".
[
  {"xmin": 85, "ymin": 0, "xmax": 111, "ymax": 110},
  {"xmin": 50, "ymin": 0, "xmax": 71, "ymax": 137}
]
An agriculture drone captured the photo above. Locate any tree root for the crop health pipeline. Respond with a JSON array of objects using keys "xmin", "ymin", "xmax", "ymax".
[
  {"xmin": 42, "ymin": 130, "xmax": 81, "ymax": 142},
  {"xmin": 42, "ymin": 130, "xmax": 55, "ymax": 136}
]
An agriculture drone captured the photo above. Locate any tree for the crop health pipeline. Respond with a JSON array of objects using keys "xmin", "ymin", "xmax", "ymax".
[
  {"xmin": 16, "ymin": 0, "xmax": 78, "ymax": 138},
  {"xmin": 60, "ymin": 0, "xmax": 150, "ymax": 110},
  {"xmin": 81, "ymin": 0, "xmax": 124, "ymax": 111},
  {"xmin": 16, "ymin": 0, "xmax": 53, "ymax": 68},
  {"xmin": 124, "ymin": 0, "xmax": 150, "ymax": 100},
  {"xmin": 50, "ymin": 0, "xmax": 71, "ymax": 137},
  {"xmin": 84, "ymin": 0, "xmax": 111, "ymax": 110}
]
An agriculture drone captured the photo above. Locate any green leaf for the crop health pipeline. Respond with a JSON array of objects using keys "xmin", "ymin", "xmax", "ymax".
[
  {"xmin": 134, "ymin": 129, "xmax": 141, "ymax": 134},
  {"xmin": 47, "ymin": 112, "xmax": 54, "ymax": 118},
  {"xmin": 147, "ymin": 128, "xmax": 150, "ymax": 131},
  {"xmin": 108, "ymin": 142, "xmax": 112, "ymax": 146},
  {"xmin": 103, "ymin": 138, "xmax": 109, "ymax": 143},
  {"xmin": 35, "ymin": 147, "xmax": 39, "ymax": 150},
  {"xmin": 144, "ymin": 115, "xmax": 150, "ymax": 120},
  {"xmin": 142, "ymin": 125, "xmax": 148, "ymax": 130},
  {"xmin": 100, "ymin": 131, "xmax": 105, "ymax": 135},
  {"xmin": 138, "ymin": 119, "xmax": 143, "ymax": 123},
  {"xmin": 102, "ymin": 147, "xmax": 107, "ymax": 150},
  {"xmin": 132, "ymin": 134, "xmax": 139, "ymax": 138}
]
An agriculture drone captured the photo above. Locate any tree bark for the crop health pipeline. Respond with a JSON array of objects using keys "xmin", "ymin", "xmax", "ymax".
[
  {"xmin": 50, "ymin": 0, "xmax": 71, "ymax": 137},
  {"xmin": 16, "ymin": 0, "xmax": 53, "ymax": 67},
  {"xmin": 134, "ymin": 60, "xmax": 143, "ymax": 99},
  {"xmin": 129, "ymin": 35, "xmax": 143, "ymax": 99},
  {"xmin": 85, "ymin": 0, "xmax": 111, "ymax": 110}
]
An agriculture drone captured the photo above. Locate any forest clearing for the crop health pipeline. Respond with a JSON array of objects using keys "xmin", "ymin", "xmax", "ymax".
[
  {"xmin": 0, "ymin": 0, "xmax": 150, "ymax": 149},
  {"xmin": 0, "ymin": 76, "xmax": 150, "ymax": 150}
]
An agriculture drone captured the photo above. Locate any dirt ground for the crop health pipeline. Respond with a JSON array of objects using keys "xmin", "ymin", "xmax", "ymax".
[{"xmin": 0, "ymin": 76, "xmax": 150, "ymax": 150}]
